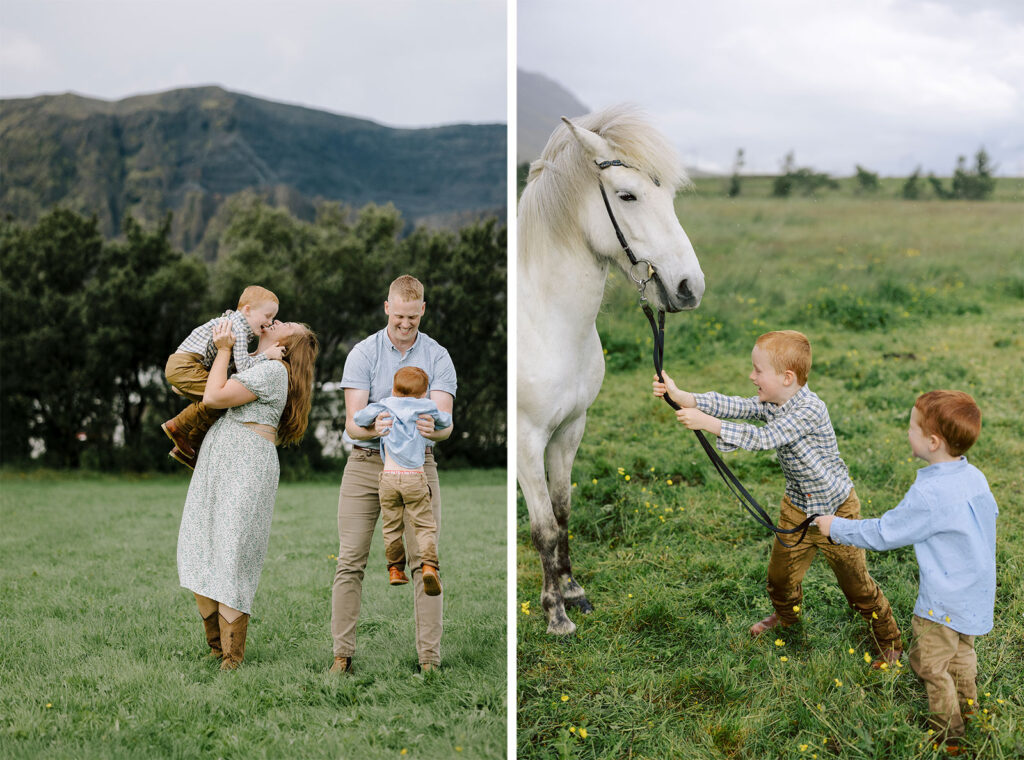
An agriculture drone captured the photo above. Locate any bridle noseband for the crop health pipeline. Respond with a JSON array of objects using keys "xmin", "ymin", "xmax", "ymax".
[{"xmin": 594, "ymin": 158, "xmax": 824, "ymax": 547}]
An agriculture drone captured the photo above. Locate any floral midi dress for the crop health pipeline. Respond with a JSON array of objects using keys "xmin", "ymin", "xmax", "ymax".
[{"xmin": 177, "ymin": 360, "xmax": 288, "ymax": 614}]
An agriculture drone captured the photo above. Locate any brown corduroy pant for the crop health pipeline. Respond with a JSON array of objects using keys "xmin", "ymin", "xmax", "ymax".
[
  {"xmin": 379, "ymin": 471, "xmax": 438, "ymax": 571},
  {"xmin": 164, "ymin": 352, "xmax": 223, "ymax": 445},
  {"xmin": 910, "ymin": 615, "xmax": 978, "ymax": 740},
  {"xmin": 766, "ymin": 489, "xmax": 902, "ymax": 651}
]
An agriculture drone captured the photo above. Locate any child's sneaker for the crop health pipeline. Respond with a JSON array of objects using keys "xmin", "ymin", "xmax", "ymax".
[
  {"xmin": 389, "ymin": 566, "xmax": 409, "ymax": 585},
  {"xmin": 422, "ymin": 565, "xmax": 442, "ymax": 596}
]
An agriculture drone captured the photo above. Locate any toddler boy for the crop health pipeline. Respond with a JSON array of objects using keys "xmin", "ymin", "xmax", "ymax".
[
  {"xmin": 653, "ymin": 330, "xmax": 902, "ymax": 661},
  {"xmin": 161, "ymin": 285, "xmax": 281, "ymax": 468},
  {"xmin": 817, "ymin": 390, "xmax": 997, "ymax": 746},
  {"xmin": 353, "ymin": 366, "xmax": 452, "ymax": 595}
]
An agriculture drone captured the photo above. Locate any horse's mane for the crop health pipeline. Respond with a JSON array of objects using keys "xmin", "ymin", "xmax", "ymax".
[{"xmin": 519, "ymin": 104, "xmax": 690, "ymax": 256}]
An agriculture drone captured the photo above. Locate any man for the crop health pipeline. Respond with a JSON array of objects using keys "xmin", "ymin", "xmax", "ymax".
[{"xmin": 330, "ymin": 275, "xmax": 457, "ymax": 673}]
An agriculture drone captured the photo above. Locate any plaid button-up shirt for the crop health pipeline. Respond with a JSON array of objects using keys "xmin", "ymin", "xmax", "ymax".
[
  {"xmin": 694, "ymin": 385, "xmax": 853, "ymax": 514},
  {"xmin": 175, "ymin": 310, "xmax": 266, "ymax": 371}
]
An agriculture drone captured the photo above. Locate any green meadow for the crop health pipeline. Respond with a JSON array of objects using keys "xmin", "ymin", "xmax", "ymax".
[
  {"xmin": 517, "ymin": 193, "xmax": 1024, "ymax": 759},
  {"xmin": 0, "ymin": 469, "xmax": 505, "ymax": 759}
]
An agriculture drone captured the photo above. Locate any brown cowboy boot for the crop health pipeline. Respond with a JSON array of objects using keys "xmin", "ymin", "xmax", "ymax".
[
  {"xmin": 219, "ymin": 612, "xmax": 249, "ymax": 670},
  {"xmin": 195, "ymin": 595, "xmax": 222, "ymax": 658}
]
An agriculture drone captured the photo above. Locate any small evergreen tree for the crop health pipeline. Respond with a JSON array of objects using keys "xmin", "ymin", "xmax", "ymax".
[
  {"xmin": 727, "ymin": 149, "xmax": 745, "ymax": 198},
  {"xmin": 854, "ymin": 165, "xmax": 880, "ymax": 194},
  {"xmin": 902, "ymin": 167, "xmax": 922, "ymax": 200}
]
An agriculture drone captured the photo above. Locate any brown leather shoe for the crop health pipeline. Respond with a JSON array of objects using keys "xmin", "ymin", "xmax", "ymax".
[
  {"xmin": 749, "ymin": 612, "xmax": 785, "ymax": 638},
  {"xmin": 421, "ymin": 565, "xmax": 442, "ymax": 596},
  {"xmin": 389, "ymin": 566, "xmax": 409, "ymax": 585},
  {"xmin": 218, "ymin": 613, "xmax": 249, "ymax": 670},
  {"xmin": 329, "ymin": 656, "xmax": 352, "ymax": 674},
  {"xmin": 169, "ymin": 446, "xmax": 197, "ymax": 470},
  {"xmin": 871, "ymin": 648, "xmax": 903, "ymax": 669},
  {"xmin": 161, "ymin": 419, "xmax": 195, "ymax": 458}
]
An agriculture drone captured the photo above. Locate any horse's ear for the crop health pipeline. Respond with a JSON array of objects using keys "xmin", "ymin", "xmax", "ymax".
[{"xmin": 562, "ymin": 117, "xmax": 613, "ymax": 165}]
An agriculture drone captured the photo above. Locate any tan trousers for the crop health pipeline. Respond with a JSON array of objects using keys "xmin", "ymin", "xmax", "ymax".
[
  {"xmin": 331, "ymin": 447, "xmax": 442, "ymax": 665},
  {"xmin": 379, "ymin": 471, "xmax": 438, "ymax": 570},
  {"xmin": 910, "ymin": 615, "xmax": 978, "ymax": 739},
  {"xmin": 164, "ymin": 353, "xmax": 223, "ymax": 444},
  {"xmin": 767, "ymin": 489, "xmax": 902, "ymax": 651}
]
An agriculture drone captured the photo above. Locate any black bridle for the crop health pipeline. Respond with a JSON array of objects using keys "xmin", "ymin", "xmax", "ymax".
[{"xmin": 595, "ymin": 159, "xmax": 822, "ymax": 547}]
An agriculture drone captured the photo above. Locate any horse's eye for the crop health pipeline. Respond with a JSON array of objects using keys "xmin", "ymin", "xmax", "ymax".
[{"xmin": 617, "ymin": 192, "xmax": 637, "ymax": 202}]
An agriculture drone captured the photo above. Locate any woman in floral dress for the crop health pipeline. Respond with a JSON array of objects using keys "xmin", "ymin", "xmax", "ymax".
[{"xmin": 177, "ymin": 318, "xmax": 318, "ymax": 669}]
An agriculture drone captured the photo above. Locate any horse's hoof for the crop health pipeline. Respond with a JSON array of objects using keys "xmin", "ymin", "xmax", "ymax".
[
  {"xmin": 546, "ymin": 617, "xmax": 577, "ymax": 636},
  {"xmin": 565, "ymin": 596, "xmax": 594, "ymax": 615}
]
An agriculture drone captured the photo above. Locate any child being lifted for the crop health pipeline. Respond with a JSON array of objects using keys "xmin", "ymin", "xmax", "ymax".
[
  {"xmin": 652, "ymin": 330, "xmax": 902, "ymax": 664},
  {"xmin": 354, "ymin": 366, "xmax": 452, "ymax": 596}
]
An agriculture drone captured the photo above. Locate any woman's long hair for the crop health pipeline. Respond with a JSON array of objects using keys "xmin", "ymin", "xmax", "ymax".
[{"xmin": 276, "ymin": 324, "xmax": 319, "ymax": 447}]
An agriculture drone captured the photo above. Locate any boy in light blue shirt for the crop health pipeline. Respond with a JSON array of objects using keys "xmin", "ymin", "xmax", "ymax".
[
  {"xmin": 353, "ymin": 367, "xmax": 452, "ymax": 594},
  {"xmin": 817, "ymin": 390, "xmax": 997, "ymax": 746}
]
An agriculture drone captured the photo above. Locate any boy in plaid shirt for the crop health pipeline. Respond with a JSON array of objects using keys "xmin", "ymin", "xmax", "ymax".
[
  {"xmin": 161, "ymin": 285, "xmax": 283, "ymax": 469},
  {"xmin": 653, "ymin": 330, "xmax": 902, "ymax": 663}
]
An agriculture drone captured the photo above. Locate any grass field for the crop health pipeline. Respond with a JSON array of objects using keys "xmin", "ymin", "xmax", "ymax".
[
  {"xmin": 517, "ymin": 194, "xmax": 1024, "ymax": 759},
  {"xmin": 0, "ymin": 468, "xmax": 506, "ymax": 759}
]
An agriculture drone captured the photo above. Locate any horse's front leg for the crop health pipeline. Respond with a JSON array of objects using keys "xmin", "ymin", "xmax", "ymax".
[
  {"xmin": 519, "ymin": 436, "xmax": 576, "ymax": 635},
  {"xmin": 547, "ymin": 414, "xmax": 593, "ymax": 615}
]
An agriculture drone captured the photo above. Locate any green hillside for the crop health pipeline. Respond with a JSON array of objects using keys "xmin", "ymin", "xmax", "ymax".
[{"xmin": 0, "ymin": 86, "xmax": 505, "ymax": 253}]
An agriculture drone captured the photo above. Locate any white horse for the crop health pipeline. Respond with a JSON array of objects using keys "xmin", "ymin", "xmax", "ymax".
[{"xmin": 518, "ymin": 105, "xmax": 705, "ymax": 635}]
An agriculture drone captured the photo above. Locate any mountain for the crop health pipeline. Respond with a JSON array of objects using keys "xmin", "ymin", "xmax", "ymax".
[
  {"xmin": 517, "ymin": 70, "xmax": 589, "ymax": 165},
  {"xmin": 0, "ymin": 86, "xmax": 505, "ymax": 253}
]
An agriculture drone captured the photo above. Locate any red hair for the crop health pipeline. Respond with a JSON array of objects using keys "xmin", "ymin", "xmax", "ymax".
[
  {"xmin": 755, "ymin": 330, "xmax": 812, "ymax": 385},
  {"xmin": 914, "ymin": 390, "xmax": 981, "ymax": 457},
  {"xmin": 393, "ymin": 366, "xmax": 429, "ymax": 398}
]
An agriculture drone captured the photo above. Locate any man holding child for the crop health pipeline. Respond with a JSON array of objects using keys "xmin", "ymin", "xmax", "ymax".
[{"xmin": 329, "ymin": 275, "xmax": 457, "ymax": 674}]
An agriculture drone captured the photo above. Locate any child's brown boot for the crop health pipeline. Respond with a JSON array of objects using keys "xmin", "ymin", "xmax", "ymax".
[
  {"xmin": 389, "ymin": 566, "xmax": 409, "ymax": 585},
  {"xmin": 421, "ymin": 565, "xmax": 442, "ymax": 596},
  {"xmin": 169, "ymin": 446, "xmax": 197, "ymax": 470},
  {"xmin": 161, "ymin": 418, "xmax": 195, "ymax": 458}
]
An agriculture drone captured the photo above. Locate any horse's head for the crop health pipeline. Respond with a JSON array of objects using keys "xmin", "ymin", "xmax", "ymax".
[{"xmin": 563, "ymin": 116, "xmax": 704, "ymax": 313}]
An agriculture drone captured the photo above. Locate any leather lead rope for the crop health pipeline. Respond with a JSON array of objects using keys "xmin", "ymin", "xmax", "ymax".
[
  {"xmin": 593, "ymin": 159, "xmax": 821, "ymax": 546},
  {"xmin": 643, "ymin": 303, "xmax": 823, "ymax": 547}
]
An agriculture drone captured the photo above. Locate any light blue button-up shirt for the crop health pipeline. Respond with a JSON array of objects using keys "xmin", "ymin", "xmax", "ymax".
[
  {"xmin": 829, "ymin": 457, "xmax": 997, "ymax": 635},
  {"xmin": 340, "ymin": 327, "xmax": 457, "ymax": 452},
  {"xmin": 353, "ymin": 397, "xmax": 452, "ymax": 470}
]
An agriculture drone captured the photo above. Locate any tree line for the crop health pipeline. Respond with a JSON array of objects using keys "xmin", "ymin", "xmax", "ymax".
[
  {"xmin": 0, "ymin": 196, "xmax": 506, "ymax": 474},
  {"xmin": 724, "ymin": 147, "xmax": 999, "ymax": 199}
]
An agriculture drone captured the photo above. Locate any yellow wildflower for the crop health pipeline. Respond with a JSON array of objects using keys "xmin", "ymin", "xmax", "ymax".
[
  {"xmin": 834, "ymin": 679, "xmax": 842, "ymax": 687},
  {"xmin": 780, "ymin": 656, "xmax": 788, "ymax": 662},
  {"xmin": 624, "ymin": 475, "xmax": 631, "ymax": 481},
  {"xmin": 997, "ymin": 699, "xmax": 1005, "ymax": 704},
  {"xmin": 774, "ymin": 638, "xmax": 784, "ymax": 646},
  {"xmin": 666, "ymin": 479, "xmax": 673, "ymax": 485},
  {"xmin": 792, "ymin": 605, "xmax": 800, "ymax": 613},
  {"xmin": 871, "ymin": 611, "xmax": 878, "ymax": 619},
  {"xmin": 817, "ymin": 704, "xmax": 824, "ymax": 711},
  {"xmin": 572, "ymin": 482, "xmax": 577, "ymax": 488},
  {"xmin": 401, "ymin": 750, "xmax": 407, "ymax": 756},
  {"xmin": 863, "ymin": 652, "xmax": 872, "ymax": 664},
  {"xmin": 579, "ymin": 728, "xmax": 588, "ymax": 739},
  {"xmin": 456, "ymin": 748, "xmax": 462, "ymax": 753},
  {"xmin": 569, "ymin": 726, "xmax": 576, "ymax": 733},
  {"xmin": 46, "ymin": 703, "xmax": 52, "ymax": 708},
  {"xmin": 848, "ymin": 647, "xmax": 855, "ymax": 654},
  {"xmin": 628, "ymin": 594, "xmax": 633, "ymax": 598},
  {"xmin": 967, "ymin": 698, "xmax": 974, "ymax": 706},
  {"xmin": 984, "ymin": 692, "xmax": 991, "ymax": 697},
  {"xmin": 592, "ymin": 478, "xmax": 598, "ymax": 484},
  {"xmin": 879, "ymin": 663, "xmax": 888, "ymax": 670},
  {"xmin": 560, "ymin": 694, "xmax": 568, "ymax": 702},
  {"xmin": 799, "ymin": 744, "xmax": 808, "ymax": 752},
  {"xmin": 650, "ymin": 467, "xmax": 655, "ymax": 472}
]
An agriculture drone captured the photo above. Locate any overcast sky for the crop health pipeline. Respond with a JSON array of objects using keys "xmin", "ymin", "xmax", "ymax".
[
  {"xmin": 0, "ymin": 0, "xmax": 506, "ymax": 128},
  {"xmin": 519, "ymin": 0, "xmax": 1024, "ymax": 176}
]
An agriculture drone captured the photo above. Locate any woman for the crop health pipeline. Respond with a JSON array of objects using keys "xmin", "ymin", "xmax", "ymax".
[{"xmin": 177, "ymin": 318, "xmax": 319, "ymax": 670}]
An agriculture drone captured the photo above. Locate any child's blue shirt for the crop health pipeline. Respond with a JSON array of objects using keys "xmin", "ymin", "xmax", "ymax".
[
  {"xmin": 352, "ymin": 396, "xmax": 452, "ymax": 470},
  {"xmin": 829, "ymin": 457, "xmax": 997, "ymax": 635}
]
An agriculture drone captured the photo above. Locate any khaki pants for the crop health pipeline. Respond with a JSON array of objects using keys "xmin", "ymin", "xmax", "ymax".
[
  {"xmin": 164, "ymin": 353, "xmax": 223, "ymax": 444},
  {"xmin": 331, "ymin": 447, "xmax": 442, "ymax": 665},
  {"xmin": 910, "ymin": 615, "xmax": 978, "ymax": 739},
  {"xmin": 767, "ymin": 489, "xmax": 902, "ymax": 651},
  {"xmin": 379, "ymin": 471, "xmax": 438, "ymax": 570}
]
